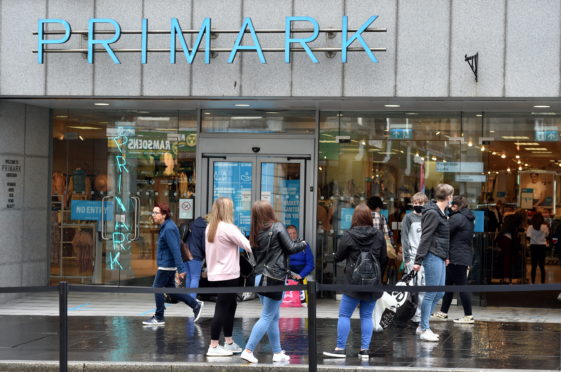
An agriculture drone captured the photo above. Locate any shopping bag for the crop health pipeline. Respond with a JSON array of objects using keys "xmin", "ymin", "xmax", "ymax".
[
  {"xmin": 373, "ymin": 291, "xmax": 398, "ymax": 331},
  {"xmin": 391, "ymin": 271, "xmax": 419, "ymax": 324},
  {"xmin": 281, "ymin": 279, "xmax": 303, "ymax": 307}
]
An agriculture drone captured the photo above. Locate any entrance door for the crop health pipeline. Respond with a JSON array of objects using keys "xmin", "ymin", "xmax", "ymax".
[{"xmin": 198, "ymin": 136, "xmax": 315, "ymax": 247}]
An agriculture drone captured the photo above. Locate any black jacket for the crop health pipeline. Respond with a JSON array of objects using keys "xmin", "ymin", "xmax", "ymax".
[
  {"xmin": 414, "ymin": 202, "xmax": 450, "ymax": 265},
  {"xmin": 448, "ymin": 208, "xmax": 475, "ymax": 267},
  {"xmin": 334, "ymin": 226, "xmax": 387, "ymax": 301},
  {"xmin": 185, "ymin": 217, "xmax": 208, "ymax": 261},
  {"xmin": 254, "ymin": 222, "xmax": 307, "ymax": 280}
]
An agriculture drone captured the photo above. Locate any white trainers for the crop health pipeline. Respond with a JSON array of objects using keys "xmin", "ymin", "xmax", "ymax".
[
  {"xmin": 453, "ymin": 315, "xmax": 475, "ymax": 324},
  {"xmin": 431, "ymin": 311, "xmax": 448, "ymax": 320},
  {"xmin": 241, "ymin": 350, "xmax": 258, "ymax": 363},
  {"xmin": 206, "ymin": 345, "xmax": 233, "ymax": 356},
  {"xmin": 272, "ymin": 351, "xmax": 290, "ymax": 362},
  {"xmin": 415, "ymin": 326, "xmax": 423, "ymax": 335},
  {"xmin": 420, "ymin": 329, "xmax": 439, "ymax": 342},
  {"xmin": 223, "ymin": 341, "xmax": 242, "ymax": 354}
]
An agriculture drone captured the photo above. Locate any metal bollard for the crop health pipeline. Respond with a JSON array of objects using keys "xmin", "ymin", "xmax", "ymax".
[
  {"xmin": 59, "ymin": 281, "xmax": 68, "ymax": 372},
  {"xmin": 307, "ymin": 280, "xmax": 317, "ymax": 372}
]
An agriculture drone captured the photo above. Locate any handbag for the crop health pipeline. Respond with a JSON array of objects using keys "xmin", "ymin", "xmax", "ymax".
[
  {"xmin": 258, "ymin": 229, "xmax": 286, "ymax": 301},
  {"xmin": 385, "ymin": 234, "xmax": 398, "ymax": 260},
  {"xmin": 240, "ymin": 250, "xmax": 256, "ymax": 278},
  {"xmin": 180, "ymin": 241, "xmax": 193, "ymax": 261}
]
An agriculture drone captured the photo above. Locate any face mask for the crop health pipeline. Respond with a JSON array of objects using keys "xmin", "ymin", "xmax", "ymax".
[{"xmin": 413, "ymin": 205, "xmax": 423, "ymax": 214}]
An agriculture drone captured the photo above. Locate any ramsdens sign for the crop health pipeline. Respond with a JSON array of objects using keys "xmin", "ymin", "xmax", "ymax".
[{"xmin": 36, "ymin": 16, "xmax": 386, "ymax": 64}]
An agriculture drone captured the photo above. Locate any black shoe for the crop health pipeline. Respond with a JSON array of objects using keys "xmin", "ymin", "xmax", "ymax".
[
  {"xmin": 358, "ymin": 350, "xmax": 369, "ymax": 360},
  {"xmin": 193, "ymin": 300, "xmax": 204, "ymax": 322},
  {"xmin": 323, "ymin": 349, "xmax": 346, "ymax": 358}
]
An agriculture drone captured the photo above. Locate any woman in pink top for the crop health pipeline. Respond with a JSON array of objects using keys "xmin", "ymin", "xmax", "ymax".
[{"xmin": 205, "ymin": 197, "xmax": 252, "ymax": 357}]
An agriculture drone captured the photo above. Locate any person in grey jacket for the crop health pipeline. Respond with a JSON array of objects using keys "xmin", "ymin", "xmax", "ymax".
[
  {"xmin": 413, "ymin": 184, "xmax": 453, "ymax": 342},
  {"xmin": 401, "ymin": 192, "xmax": 428, "ymax": 323},
  {"xmin": 433, "ymin": 195, "xmax": 475, "ymax": 324}
]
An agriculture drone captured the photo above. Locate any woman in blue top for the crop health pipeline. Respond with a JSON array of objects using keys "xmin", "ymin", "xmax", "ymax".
[{"xmin": 287, "ymin": 225, "xmax": 314, "ymax": 279}]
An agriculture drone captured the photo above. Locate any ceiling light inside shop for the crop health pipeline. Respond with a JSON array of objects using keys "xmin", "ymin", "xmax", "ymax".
[
  {"xmin": 384, "ymin": 104, "xmax": 400, "ymax": 108},
  {"xmin": 476, "ymin": 114, "xmax": 483, "ymax": 117},
  {"xmin": 515, "ymin": 155, "xmax": 520, "ymax": 159},
  {"xmin": 405, "ymin": 112, "xmax": 418, "ymax": 115},
  {"xmin": 468, "ymin": 141, "xmax": 473, "ymax": 147},
  {"xmin": 501, "ymin": 154, "xmax": 506, "ymax": 158},
  {"xmin": 266, "ymin": 112, "xmax": 279, "ymax": 114},
  {"xmin": 231, "ymin": 116, "xmax": 264, "ymax": 120},
  {"xmin": 94, "ymin": 102, "xmax": 110, "ymax": 106},
  {"xmin": 55, "ymin": 115, "xmax": 68, "ymax": 118},
  {"xmin": 524, "ymin": 147, "xmax": 549, "ymax": 151},
  {"xmin": 435, "ymin": 131, "xmax": 441, "ymax": 135},
  {"xmin": 489, "ymin": 130, "xmax": 495, "ymax": 133},
  {"xmin": 79, "ymin": 136, "xmax": 84, "ymax": 141},
  {"xmin": 519, "ymin": 166, "xmax": 523, "ymax": 170},
  {"xmin": 531, "ymin": 151, "xmax": 552, "ymax": 154},
  {"xmin": 481, "ymin": 146, "xmax": 486, "ymax": 151},
  {"xmin": 203, "ymin": 112, "xmax": 211, "ymax": 115},
  {"xmin": 502, "ymin": 136, "xmax": 530, "ymax": 139},
  {"xmin": 235, "ymin": 104, "xmax": 251, "ymax": 107},
  {"xmin": 531, "ymin": 112, "xmax": 557, "ymax": 115},
  {"xmin": 137, "ymin": 117, "xmax": 171, "ymax": 121},
  {"xmin": 68, "ymin": 126, "xmax": 101, "ymax": 130},
  {"xmin": 515, "ymin": 142, "xmax": 539, "ymax": 146},
  {"xmin": 533, "ymin": 105, "xmax": 551, "ymax": 108},
  {"xmin": 431, "ymin": 156, "xmax": 437, "ymax": 161}
]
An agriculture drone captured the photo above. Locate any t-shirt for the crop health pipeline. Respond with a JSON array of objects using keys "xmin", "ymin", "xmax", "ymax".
[{"xmin": 526, "ymin": 224, "xmax": 549, "ymax": 245}]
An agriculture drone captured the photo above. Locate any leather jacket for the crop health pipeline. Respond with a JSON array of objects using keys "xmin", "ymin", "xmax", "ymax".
[{"xmin": 254, "ymin": 222, "xmax": 307, "ymax": 280}]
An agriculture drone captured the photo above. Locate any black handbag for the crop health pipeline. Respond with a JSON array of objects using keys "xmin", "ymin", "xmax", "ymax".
[
  {"xmin": 240, "ymin": 250, "xmax": 256, "ymax": 278},
  {"xmin": 258, "ymin": 229, "xmax": 285, "ymax": 301}
]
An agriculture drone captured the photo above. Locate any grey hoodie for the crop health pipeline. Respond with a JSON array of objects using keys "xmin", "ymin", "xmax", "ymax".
[{"xmin": 402, "ymin": 212, "xmax": 423, "ymax": 263}]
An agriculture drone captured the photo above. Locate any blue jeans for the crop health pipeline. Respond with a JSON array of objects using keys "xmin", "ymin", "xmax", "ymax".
[
  {"xmin": 420, "ymin": 253, "xmax": 446, "ymax": 330},
  {"xmin": 245, "ymin": 274, "xmax": 283, "ymax": 354},
  {"xmin": 184, "ymin": 259, "xmax": 202, "ymax": 299},
  {"xmin": 153, "ymin": 269, "xmax": 198, "ymax": 320},
  {"xmin": 337, "ymin": 294, "xmax": 376, "ymax": 350}
]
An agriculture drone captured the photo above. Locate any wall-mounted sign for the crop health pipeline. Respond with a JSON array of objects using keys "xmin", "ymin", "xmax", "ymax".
[
  {"xmin": 71, "ymin": 200, "xmax": 114, "ymax": 221},
  {"xmin": 455, "ymin": 174, "xmax": 486, "ymax": 183},
  {"xmin": 436, "ymin": 162, "xmax": 483, "ymax": 173},
  {"xmin": 0, "ymin": 156, "xmax": 23, "ymax": 209},
  {"xmin": 179, "ymin": 198, "xmax": 193, "ymax": 220},
  {"xmin": 389, "ymin": 128, "xmax": 413, "ymax": 139},
  {"xmin": 36, "ymin": 16, "xmax": 386, "ymax": 64}
]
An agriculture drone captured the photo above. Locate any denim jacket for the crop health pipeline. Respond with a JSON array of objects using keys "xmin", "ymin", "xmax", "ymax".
[{"xmin": 157, "ymin": 219, "xmax": 185, "ymax": 273}]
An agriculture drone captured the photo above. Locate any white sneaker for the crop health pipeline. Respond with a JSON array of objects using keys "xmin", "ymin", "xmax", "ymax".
[
  {"xmin": 273, "ymin": 351, "xmax": 290, "ymax": 362},
  {"xmin": 206, "ymin": 345, "xmax": 233, "ymax": 356},
  {"xmin": 223, "ymin": 341, "xmax": 242, "ymax": 354},
  {"xmin": 416, "ymin": 326, "xmax": 439, "ymax": 337},
  {"xmin": 241, "ymin": 350, "xmax": 258, "ymax": 363},
  {"xmin": 453, "ymin": 315, "xmax": 475, "ymax": 324},
  {"xmin": 431, "ymin": 311, "xmax": 448, "ymax": 320},
  {"xmin": 420, "ymin": 329, "xmax": 439, "ymax": 342}
]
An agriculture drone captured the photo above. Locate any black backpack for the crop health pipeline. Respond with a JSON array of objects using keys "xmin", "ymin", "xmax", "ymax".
[{"xmin": 351, "ymin": 248, "xmax": 381, "ymax": 286}]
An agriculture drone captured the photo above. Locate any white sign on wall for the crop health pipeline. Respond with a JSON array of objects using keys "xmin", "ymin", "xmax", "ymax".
[
  {"xmin": 179, "ymin": 199, "xmax": 193, "ymax": 219},
  {"xmin": 0, "ymin": 156, "xmax": 23, "ymax": 209}
]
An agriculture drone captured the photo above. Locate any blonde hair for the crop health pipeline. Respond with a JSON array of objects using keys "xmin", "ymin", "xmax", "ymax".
[
  {"xmin": 207, "ymin": 197, "xmax": 234, "ymax": 243},
  {"xmin": 411, "ymin": 192, "xmax": 428, "ymax": 204}
]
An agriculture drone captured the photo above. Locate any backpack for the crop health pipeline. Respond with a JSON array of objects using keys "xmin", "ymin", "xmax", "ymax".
[{"xmin": 351, "ymin": 248, "xmax": 381, "ymax": 286}]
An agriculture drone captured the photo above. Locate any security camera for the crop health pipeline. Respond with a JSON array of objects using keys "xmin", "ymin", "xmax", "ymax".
[{"xmin": 252, "ymin": 147, "xmax": 261, "ymax": 153}]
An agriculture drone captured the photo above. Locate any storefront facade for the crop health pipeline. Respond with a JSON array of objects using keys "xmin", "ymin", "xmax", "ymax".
[{"xmin": 1, "ymin": 0, "xmax": 561, "ymax": 306}]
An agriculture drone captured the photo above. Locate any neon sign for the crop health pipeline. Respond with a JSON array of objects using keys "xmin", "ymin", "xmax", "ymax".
[{"xmin": 36, "ymin": 16, "xmax": 386, "ymax": 64}]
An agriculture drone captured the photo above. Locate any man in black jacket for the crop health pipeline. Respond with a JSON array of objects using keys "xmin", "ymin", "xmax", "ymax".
[
  {"xmin": 413, "ymin": 184, "xmax": 453, "ymax": 342},
  {"xmin": 433, "ymin": 196, "xmax": 475, "ymax": 324}
]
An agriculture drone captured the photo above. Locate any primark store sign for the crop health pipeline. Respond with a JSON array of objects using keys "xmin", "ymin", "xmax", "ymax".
[{"xmin": 35, "ymin": 16, "xmax": 386, "ymax": 64}]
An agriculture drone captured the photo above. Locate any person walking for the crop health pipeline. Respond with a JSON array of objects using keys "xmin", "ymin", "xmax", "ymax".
[
  {"xmin": 205, "ymin": 197, "xmax": 252, "ymax": 357},
  {"xmin": 142, "ymin": 203, "xmax": 203, "ymax": 326},
  {"xmin": 240, "ymin": 201, "xmax": 308, "ymax": 364},
  {"xmin": 401, "ymin": 192, "xmax": 428, "ymax": 323},
  {"xmin": 323, "ymin": 203, "xmax": 387, "ymax": 360},
  {"xmin": 433, "ymin": 196, "xmax": 475, "ymax": 324},
  {"xmin": 180, "ymin": 216, "xmax": 208, "ymax": 299},
  {"xmin": 287, "ymin": 225, "xmax": 315, "ymax": 280},
  {"xmin": 527, "ymin": 212, "xmax": 549, "ymax": 284},
  {"xmin": 497, "ymin": 210, "xmax": 527, "ymax": 283},
  {"xmin": 413, "ymin": 184, "xmax": 454, "ymax": 342}
]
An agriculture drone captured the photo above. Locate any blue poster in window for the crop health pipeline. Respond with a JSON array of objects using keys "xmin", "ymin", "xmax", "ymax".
[
  {"xmin": 213, "ymin": 162, "xmax": 253, "ymax": 236},
  {"xmin": 282, "ymin": 179, "xmax": 300, "ymax": 231},
  {"xmin": 340, "ymin": 208, "xmax": 355, "ymax": 231},
  {"xmin": 71, "ymin": 200, "xmax": 113, "ymax": 221},
  {"xmin": 472, "ymin": 210, "xmax": 484, "ymax": 233}
]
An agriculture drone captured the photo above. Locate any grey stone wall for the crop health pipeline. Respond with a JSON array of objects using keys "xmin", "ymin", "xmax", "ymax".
[
  {"xmin": 0, "ymin": 102, "xmax": 50, "ymax": 298},
  {"xmin": 1, "ymin": 0, "xmax": 559, "ymax": 98}
]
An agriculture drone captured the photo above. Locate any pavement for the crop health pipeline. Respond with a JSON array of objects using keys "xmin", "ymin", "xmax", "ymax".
[{"xmin": 0, "ymin": 293, "xmax": 560, "ymax": 371}]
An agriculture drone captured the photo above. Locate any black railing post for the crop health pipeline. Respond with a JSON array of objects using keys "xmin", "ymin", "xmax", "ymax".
[
  {"xmin": 307, "ymin": 280, "xmax": 317, "ymax": 372},
  {"xmin": 59, "ymin": 281, "xmax": 68, "ymax": 372}
]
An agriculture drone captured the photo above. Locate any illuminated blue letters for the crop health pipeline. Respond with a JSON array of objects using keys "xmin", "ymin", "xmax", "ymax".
[
  {"xmin": 228, "ymin": 18, "xmax": 265, "ymax": 64},
  {"xmin": 88, "ymin": 18, "xmax": 122, "ymax": 64},
  {"xmin": 341, "ymin": 16, "xmax": 378, "ymax": 63},
  {"xmin": 170, "ymin": 18, "xmax": 211, "ymax": 64},
  {"xmin": 284, "ymin": 16, "xmax": 319, "ymax": 63},
  {"xmin": 37, "ymin": 19, "xmax": 71, "ymax": 64},
  {"xmin": 141, "ymin": 18, "xmax": 148, "ymax": 64}
]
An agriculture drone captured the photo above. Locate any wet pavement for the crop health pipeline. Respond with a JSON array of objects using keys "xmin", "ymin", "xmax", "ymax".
[{"xmin": 0, "ymin": 315, "xmax": 559, "ymax": 370}]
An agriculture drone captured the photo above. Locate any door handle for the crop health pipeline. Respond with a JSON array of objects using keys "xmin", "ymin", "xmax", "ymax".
[
  {"xmin": 130, "ymin": 196, "xmax": 141, "ymax": 241},
  {"xmin": 101, "ymin": 195, "xmax": 113, "ymax": 241}
]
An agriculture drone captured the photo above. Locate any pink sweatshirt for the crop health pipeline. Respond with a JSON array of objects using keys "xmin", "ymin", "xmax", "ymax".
[{"xmin": 205, "ymin": 221, "xmax": 252, "ymax": 282}]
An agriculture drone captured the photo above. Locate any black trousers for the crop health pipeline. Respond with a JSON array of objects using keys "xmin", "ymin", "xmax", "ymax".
[
  {"xmin": 440, "ymin": 263, "xmax": 472, "ymax": 316},
  {"xmin": 209, "ymin": 277, "xmax": 239, "ymax": 341},
  {"xmin": 530, "ymin": 245, "xmax": 547, "ymax": 284}
]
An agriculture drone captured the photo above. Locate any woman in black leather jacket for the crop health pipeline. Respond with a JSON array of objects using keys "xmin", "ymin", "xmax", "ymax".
[{"xmin": 241, "ymin": 201, "xmax": 307, "ymax": 364}]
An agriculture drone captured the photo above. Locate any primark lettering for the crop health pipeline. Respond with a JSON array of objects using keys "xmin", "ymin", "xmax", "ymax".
[{"xmin": 37, "ymin": 16, "xmax": 381, "ymax": 64}]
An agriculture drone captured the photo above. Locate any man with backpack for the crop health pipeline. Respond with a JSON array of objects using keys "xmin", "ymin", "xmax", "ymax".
[{"xmin": 323, "ymin": 203, "xmax": 387, "ymax": 360}]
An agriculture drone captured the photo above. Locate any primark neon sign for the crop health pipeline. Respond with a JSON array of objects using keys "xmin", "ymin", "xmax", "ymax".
[{"xmin": 36, "ymin": 16, "xmax": 386, "ymax": 64}]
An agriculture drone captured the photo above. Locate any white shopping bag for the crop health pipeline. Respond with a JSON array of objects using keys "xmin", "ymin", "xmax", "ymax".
[{"xmin": 373, "ymin": 291, "xmax": 399, "ymax": 332}]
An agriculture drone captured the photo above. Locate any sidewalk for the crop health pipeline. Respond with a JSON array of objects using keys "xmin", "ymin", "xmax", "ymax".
[{"xmin": 0, "ymin": 293, "xmax": 560, "ymax": 371}]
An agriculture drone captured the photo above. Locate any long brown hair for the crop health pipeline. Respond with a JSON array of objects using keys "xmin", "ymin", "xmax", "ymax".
[
  {"xmin": 352, "ymin": 203, "xmax": 374, "ymax": 227},
  {"xmin": 531, "ymin": 212, "xmax": 544, "ymax": 231},
  {"xmin": 207, "ymin": 197, "xmax": 234, "ymax": 243},
  {"xmin": 249, "ymin": 200, "xmax": 277, "ymax": 247}
]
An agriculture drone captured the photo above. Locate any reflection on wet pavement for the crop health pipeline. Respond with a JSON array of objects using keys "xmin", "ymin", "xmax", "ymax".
[{"xmin": 0, "ymin": 315, "xmax": 559, "ymax": 370}]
